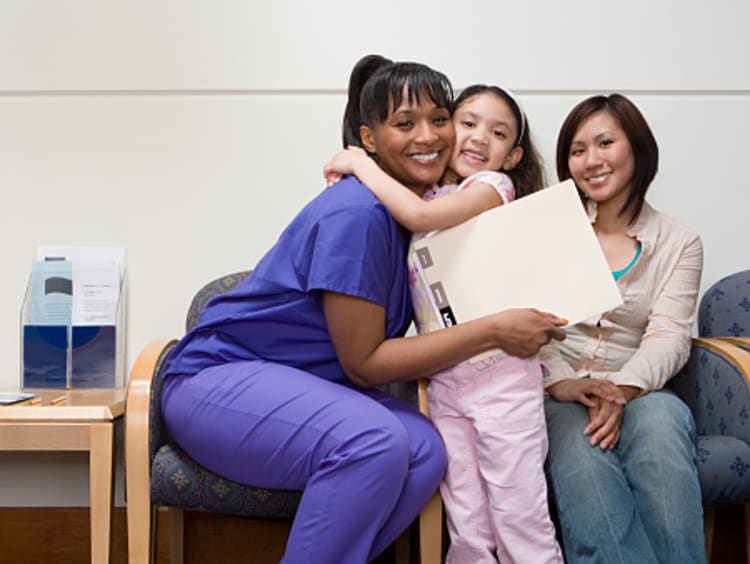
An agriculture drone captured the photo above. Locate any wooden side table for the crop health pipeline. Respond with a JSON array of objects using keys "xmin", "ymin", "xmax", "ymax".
[{"xmin": 0, "ymin": 388, "xmax": 126, "ymax": 564}]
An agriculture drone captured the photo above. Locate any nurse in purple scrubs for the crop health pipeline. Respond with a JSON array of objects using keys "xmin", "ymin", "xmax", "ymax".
[{"xmin": 161, "ymin": 54, "xmax": 566, "ymax": 564}]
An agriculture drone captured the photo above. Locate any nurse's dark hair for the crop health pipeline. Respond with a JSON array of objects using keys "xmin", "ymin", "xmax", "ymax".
[
  {"xmin": 342, "ymin": 54, "xmax": 454, "ymax": 148},
  {"xmin": 556, "ymin": 93, "xmax": 658, "ymax": 224},
  {"xmin": 454, "ymin": 84, "xmax": 545, "ymax": 199}
]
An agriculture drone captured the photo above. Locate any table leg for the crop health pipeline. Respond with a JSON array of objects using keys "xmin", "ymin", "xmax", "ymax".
[{"xmin": 90, "ymin": 422, "xmax": 115, "ymax": 564}]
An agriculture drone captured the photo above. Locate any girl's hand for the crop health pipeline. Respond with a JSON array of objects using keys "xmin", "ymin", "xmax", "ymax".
[
  {"xmin": 547, "ymin": 378, "xmax": 626, "ymax": 407},
  {"xmin": 323, "ymin": 146, "xmax": 371, "ymax": 187}
]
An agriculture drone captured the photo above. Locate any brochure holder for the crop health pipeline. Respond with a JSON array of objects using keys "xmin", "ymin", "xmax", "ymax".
[{"xmin": 21, "ymin": 274, "xmax": 127, "ymax": 389}]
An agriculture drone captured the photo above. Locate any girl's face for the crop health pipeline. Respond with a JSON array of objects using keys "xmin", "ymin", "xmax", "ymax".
[
  {"xmin": 449, "ymin": 93, "xmax": 523, "ymax": 180},
  {"xmin": 361, "ymin": 86, "xmax": 454, "ymax": 193},
  {"xmin": 568, "ymin": 110, "xmax": 635, "ymax": 209}
]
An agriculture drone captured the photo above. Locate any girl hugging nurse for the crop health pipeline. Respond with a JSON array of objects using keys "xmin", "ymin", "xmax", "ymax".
[{"xmin": 325, "ymin": 83, "xmax": 592, "ymax": 564}]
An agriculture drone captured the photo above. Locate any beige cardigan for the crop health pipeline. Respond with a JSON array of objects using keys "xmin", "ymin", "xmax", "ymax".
[{"xmin": 541, "ymin": 201, "xmax": 703, "ymax": 393}]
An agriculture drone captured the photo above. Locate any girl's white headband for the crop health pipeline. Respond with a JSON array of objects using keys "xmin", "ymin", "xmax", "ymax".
[{"xmin": 494, "ymin": 85, "xmax": 526, "ymax": 147}]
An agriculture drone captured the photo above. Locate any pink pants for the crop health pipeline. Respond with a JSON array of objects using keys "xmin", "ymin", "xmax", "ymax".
[{"xmin": 427, "ymin": 354, "xmax": 563, "ymax": 564}]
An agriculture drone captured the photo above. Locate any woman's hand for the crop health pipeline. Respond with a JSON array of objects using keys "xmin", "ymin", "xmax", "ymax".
[
  {"xmin": 547, "ymin": 378, "xmax": 626, "ymax": 407},
  {"xmin": 323, "ymin": 146, "xmax": 371, "ymax": 187},
  {"xmin": 547, "ymin": 381, "xmax": 642, "ymax": 449},
  {"xmin": 584, "ymin": 397, "xmax": 624, "ymax": 449},
  {"xmin": 548, "ymin": 379, "xmax": 624, "ymax": 449}
]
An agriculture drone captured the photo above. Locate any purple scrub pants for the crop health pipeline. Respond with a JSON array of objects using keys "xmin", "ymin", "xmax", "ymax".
[{"xmin": 162, "ymin": 360, "xmax": 447, "ymax": 563}]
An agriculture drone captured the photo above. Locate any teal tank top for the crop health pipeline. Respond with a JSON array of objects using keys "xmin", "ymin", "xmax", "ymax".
[{"xmin": 612, "ymin": 242, "xmax": 642, "ymax": 281}]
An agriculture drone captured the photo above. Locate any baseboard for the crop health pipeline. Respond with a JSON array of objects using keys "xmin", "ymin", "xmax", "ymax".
[{"xmin": 0, "ymin": 507, "xmax": 292, "ymax": 564}]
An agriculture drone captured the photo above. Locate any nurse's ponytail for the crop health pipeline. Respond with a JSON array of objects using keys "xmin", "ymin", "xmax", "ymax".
[{"xmin": 342, "ymin": 54, "xmax": 393, "ymax": 148}]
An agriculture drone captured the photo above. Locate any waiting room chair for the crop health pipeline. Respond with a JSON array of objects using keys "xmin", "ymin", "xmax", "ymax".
[
  {"xmin": 698, "ymin": 269, "xmax": 750, "ymax": 340},
  {"xmin": 666, "ymin": 269, "xmax": 750, "ymax": 563},
  {"xmin": 126, "ymin": 270, "xmax": 442, "ymax": 563}
]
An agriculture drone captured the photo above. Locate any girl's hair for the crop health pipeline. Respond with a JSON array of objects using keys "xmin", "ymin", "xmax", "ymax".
[
  {"xmin": 556, "ymin": 93, "xmax": 658, "ymax": 224},
  {"xmin": 342, "ymin": 54, "xmax": 454, "ymax": 148},
  {"xmin": 454, "ymin": 84, "xmax": 545, "ymax": 198}
]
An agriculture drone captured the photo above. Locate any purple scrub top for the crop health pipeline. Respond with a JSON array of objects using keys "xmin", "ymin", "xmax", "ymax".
[{"xmin": 164, "ymin": 176, "xmax": 414, "ymax": 384}]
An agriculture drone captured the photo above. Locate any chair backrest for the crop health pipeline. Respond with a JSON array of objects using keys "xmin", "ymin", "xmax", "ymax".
[
  {"xmin": 186, "ymin": 270, "xmax": 253, "ymax": 331},
  {"xmin": 149, "ymin": 270, "xmax": 252, "ymax": 458},
  {"xmin": 698, "ymin": 269, "xmax": 750, "ymax": 337}
]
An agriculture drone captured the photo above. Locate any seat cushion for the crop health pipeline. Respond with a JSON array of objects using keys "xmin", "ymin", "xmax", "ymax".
[
  {"xmin": 696, "ymin": 434, "xmax": 750, "ymax": 506},
  {"xmin": 151, "ymin": 443, "xmax": 302, "ymax": 518}
]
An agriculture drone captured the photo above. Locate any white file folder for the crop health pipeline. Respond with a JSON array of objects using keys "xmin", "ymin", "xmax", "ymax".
[{"xmin": 411, "ymin": 179, "xmax": 623, "ymax": 329}]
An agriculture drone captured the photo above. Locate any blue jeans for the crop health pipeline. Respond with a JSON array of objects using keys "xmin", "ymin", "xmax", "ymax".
[{"xmin": 544, "ymin": 391, "xmax": 706, "ymax": 564}]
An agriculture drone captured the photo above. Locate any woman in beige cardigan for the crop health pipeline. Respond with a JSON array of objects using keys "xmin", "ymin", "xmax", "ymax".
[{"xmin": 541, "ymin": 94, "xmax": 706, "ymax": 564}]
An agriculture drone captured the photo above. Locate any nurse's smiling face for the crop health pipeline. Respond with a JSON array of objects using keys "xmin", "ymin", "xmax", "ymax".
[{"xmin": 361, "ymin": 85, "xmax": 454, "ymax": 195}]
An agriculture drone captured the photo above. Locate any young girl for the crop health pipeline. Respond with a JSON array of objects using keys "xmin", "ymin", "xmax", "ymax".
[{"xmin": 325, "ymin": 85, "xmax": 575, "ymax": 563}]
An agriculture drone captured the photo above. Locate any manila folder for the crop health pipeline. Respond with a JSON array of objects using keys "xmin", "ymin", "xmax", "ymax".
[{"xmin": 411, "ymin": 179, "xmax": 623, "ymax": 328}]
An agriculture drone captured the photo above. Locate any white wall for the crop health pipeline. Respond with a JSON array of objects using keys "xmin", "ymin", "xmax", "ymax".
[{"xmin": 1, "ymin": 0, "xmax": 748, "ymax": 505}]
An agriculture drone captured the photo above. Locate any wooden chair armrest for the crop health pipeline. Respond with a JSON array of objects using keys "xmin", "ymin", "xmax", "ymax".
[
  {"xmin": 716, "ymin": 336, "xmax": 750, "ymax": 353},
  {"xmin": 125, "ymin": 339, "xmax": 175, "ymax": 499},
  {"xmin": 126, "ymin": 339, "xmax": 176, "ymax": 458},
  {"xmin": 125, "ymin": 338, "xmax": 176, "ymax": 564}
]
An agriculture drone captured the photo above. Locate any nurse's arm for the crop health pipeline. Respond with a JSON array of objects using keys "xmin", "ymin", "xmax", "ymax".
[{"xmin": 323, "ymin": 291, "xmax": 565, "ymax": 388}]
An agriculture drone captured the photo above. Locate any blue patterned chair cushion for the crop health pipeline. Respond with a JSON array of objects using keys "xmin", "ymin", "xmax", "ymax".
[
  {"xmin": 151, "ymin": 443, "xmax": 302, "ymax": 517},
  {"xmin": 668, "ymin": 340, "xmax": 750, "ymax": 506},
  {"xmin": 695, "ymin": 435, "xmax": 750, "ymax": 505},
  {"xmin": 699, "ymin": 269, "xmax": 750, "ymax": 338}
]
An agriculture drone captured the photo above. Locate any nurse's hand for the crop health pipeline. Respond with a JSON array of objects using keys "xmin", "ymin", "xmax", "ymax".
[{"xmin": 491, "ymin": 308, "xmax": 566, "ymax": 358}]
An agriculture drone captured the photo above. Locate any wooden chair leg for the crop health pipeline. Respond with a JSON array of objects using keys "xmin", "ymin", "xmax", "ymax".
[
  {"xmin": 168, "ymin": 507, "xmax": 185, "ymax": 564},
  {"xmin": 420, "ymin": 491, "xmax": 443, "ymax": 564},
  {"xmin": 394, "ymin": 526, "xmax": 411, "ymax": 564},
  {"xmin": 703, "ymin": 505, "xmax": 715, "ymax": 564},
  {"xmin": 126, "ymin": 465, "xmax": 154, "ymax": 564}
]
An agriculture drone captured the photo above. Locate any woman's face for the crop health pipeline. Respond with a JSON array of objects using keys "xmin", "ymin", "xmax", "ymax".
[
  {"xmin": 361, "ymin": 87, "xmax": 454, "ymax": 193},
  {"xmin": 450, "ymin": 93, "xmax": 522, "ymax": 180},
  {"xmin": 568, "ymin": 110, "xmax": 635, "ymax": 208}
]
